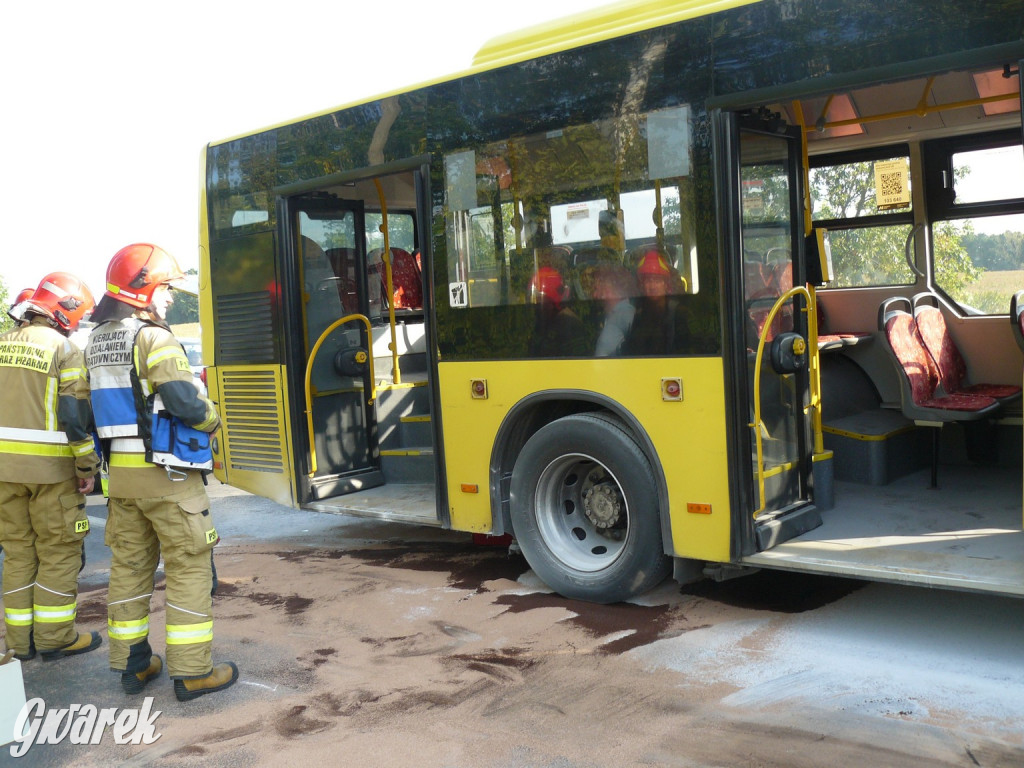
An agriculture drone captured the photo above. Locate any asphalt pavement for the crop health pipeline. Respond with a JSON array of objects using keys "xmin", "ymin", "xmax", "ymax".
[
  {"xmin": 0, "ymin": 480, "xmax": 461, "ymax": 766},
  {"xmin": 2, "ymin": 481, "xmax": 1023, "ymax": 767}
]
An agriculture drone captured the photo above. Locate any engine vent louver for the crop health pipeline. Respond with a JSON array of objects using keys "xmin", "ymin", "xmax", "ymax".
[
  {"xmin": 215, "ymin": 291, "xmax": 275, "ymax": 363},
  {"xmin": 220, "ymin": 368, "xmax": 286, "ymax": 474}
]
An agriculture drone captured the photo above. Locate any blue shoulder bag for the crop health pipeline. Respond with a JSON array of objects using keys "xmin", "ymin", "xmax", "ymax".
[
  {"xmin": 148, "ymin": 394, "xmax": 213, "ymax": 472},
  {"xmin": 129, "ymin": 330, "xmax": 213, "ymax": 474}
]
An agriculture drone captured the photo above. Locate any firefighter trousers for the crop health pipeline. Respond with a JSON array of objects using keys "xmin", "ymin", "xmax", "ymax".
[
  {"xmin": 105, "ymin": 490, "xmax": 218, "ymax": 678},
  {"xmin": 0, "ymin": 478, "xmax": 88, "ymax": 655}
]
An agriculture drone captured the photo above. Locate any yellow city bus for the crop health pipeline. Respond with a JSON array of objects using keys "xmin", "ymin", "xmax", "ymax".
[{"xmin": 199, "ymin": 0, "xmax": 1024, "ymax": 602}]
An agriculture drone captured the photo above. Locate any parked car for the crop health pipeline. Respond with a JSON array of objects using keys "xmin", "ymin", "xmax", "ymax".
[
  {"xmin": 69, "ymin": 320, "xmax": 94, "ymax": 351},
  {"xmin": 179, "ymin": 337, "xmax": 207, "ymax": 394}
]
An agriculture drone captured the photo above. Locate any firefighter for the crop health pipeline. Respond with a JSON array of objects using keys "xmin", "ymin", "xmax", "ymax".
[
  {"xmin": 85, "ymin": 243, "xmax": 237, "ymax": 701},
  {"xmin": 0, "ymin": 287, "xmax": 36, "ymax": 560},
  {"xmin": 627, "ymin": 249, "xmax": 691, "ymax": 355},
  {"xmin": 527, "ymin": 266, "xmax": 587, "ymax": 356},
  {"xmin": 7, "ymin": 287, "xmax": 35, "ymax": 325},
  {"xmin": 0, "ymin": 272, "xmax": 102, "ymax": 661}
]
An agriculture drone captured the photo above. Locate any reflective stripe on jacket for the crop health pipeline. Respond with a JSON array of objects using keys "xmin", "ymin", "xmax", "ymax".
[
  {"xmin": 0, "ymin": 318, "xmax": 98, "ymax": 483},
  {"xmin": 86, "ymin": 318, "xmax": 144, "ymax": 439},
  {"xmin": 87, "ymin": 318, "xmax": 218, "ymax": 498}
]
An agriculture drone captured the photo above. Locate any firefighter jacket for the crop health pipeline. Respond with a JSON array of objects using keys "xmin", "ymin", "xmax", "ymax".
[
  {"xmin": 0, "ymin": 316, "xmax": 99, "ymax": 483},
  {"xmin": 88, "ymin": 316, "xmax": 145, "ymax": 440},
  {"xmin": 86, "ymin": 317, "xmax": 220, "ymax": 499}
]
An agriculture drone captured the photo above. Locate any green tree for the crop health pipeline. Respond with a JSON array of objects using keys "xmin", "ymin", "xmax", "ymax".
[
  {"xmin": 166, "ymin": 269, "xmax": 200, "ymax": 325},
  {"xmin": 963, "ymin": 231, "xmax": 1024, "ymax": 271},
  {"xmin": 0, "ymin": 277, "xmax": 11, "ymax": 333},
  {"xmin": 933, "ymin": 221, "xmax": 983, "ymax": 304},
  {"xmin": 810, "ymin": 160, "xmax": 979, "ymax": 295}
]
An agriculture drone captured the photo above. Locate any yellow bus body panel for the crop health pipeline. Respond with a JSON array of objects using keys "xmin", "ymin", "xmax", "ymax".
[
  {"xmin": 209, "ymin": 364, "xmax": 298, "ymax": 509},
  {"xmin": 197, "ymin": 144, "xmax": 215, "ymax": 369},
  {"xmin": 439, "ymin": 357, "xmax": 732, "ymax": 561},
  {"xmin": 473, "ymin": 0, "xmax": 764, "ymax": 70}
]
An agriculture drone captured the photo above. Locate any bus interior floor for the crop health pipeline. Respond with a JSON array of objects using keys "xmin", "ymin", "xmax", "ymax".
[
  {"xmin": 304, "ymin": 482, "xmax": 440, "ymax": 526},
  {"xmin": 744, "ymin": 464, "xmax": 1024, "ymax": 596}
]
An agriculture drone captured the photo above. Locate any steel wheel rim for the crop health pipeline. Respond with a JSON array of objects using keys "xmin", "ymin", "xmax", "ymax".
[{"xmin": 533, "ymin": 452, "xmax": 630, "ymax": 573}]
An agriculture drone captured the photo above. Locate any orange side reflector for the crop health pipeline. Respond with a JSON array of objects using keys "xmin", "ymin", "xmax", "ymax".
[
  {"xmin": 461, "ymin": 484, "xmax": 479, "ymax": 494},
  {"xmin": 687, "ymin": 502, "xmax": 712, "ymax": 515}
]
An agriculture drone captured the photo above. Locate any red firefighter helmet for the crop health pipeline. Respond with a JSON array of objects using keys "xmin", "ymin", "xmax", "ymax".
[
  {"xmin": 636, "ymin": 249, "xmax": 672, "ymax": 277},
  {"xmin": 529, "ymin": 266, "xmax": 569, "ymax": 307},
  {"xmin": 636, "ymin": 249, "xmax": 678, "ymax": 297},
  {"xmin": 105, "ymin": 243, "xmax": 185, "ymax": 308},
  {"xmin": 6, "ymin": 287, "xmax": 35, "ymax": 323},
  {"xmin": 24, "ymin": 273, "xmax": 95, "ymax": 332}
]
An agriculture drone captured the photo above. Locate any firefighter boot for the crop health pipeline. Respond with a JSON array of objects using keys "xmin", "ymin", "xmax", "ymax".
[
  {"xmin": 173, "ymin": 661, "xmax": 239, "ymax": 702},
  {"xmin": 41, "ymin": 631, "xmax": 102, "ymax": 661},
  {"xmin": 11, "ymin": 631, "xmax": 36, "ymax": 662},
  {"xmin": 122, "ymin": 654, "xmax": 163, "ymax": 694}
]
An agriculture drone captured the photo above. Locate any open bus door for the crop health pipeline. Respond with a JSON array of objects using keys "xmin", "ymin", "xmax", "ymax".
[
  {"xmin": 284, "ymin": 194, "xmax": 383, "ymax": 501},
  {"xmin": 729, "ymin": 114, "xmax": 822, "ymax": 552}
]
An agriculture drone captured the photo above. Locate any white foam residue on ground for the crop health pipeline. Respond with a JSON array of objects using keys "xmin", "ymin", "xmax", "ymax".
[{"xmin": 629, "ymin": 583, "xmax": 1024, "ymax": 735}]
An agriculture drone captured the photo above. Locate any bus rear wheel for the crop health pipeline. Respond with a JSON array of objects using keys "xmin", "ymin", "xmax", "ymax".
[{"xmin": 510, "ymin": 412, "xmax": 671, "ymax": 603}]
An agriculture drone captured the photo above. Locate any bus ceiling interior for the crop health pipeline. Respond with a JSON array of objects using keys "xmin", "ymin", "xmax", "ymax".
[
  {"xmin": 772, "ymin": 65, "xmax": 1021, "ymax": 153},
  {"xmin": 744, "ymin": 62, "xmax": 1024, "ymax": 594}
]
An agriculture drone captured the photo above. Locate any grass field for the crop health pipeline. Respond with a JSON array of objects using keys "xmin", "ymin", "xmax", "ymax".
[
  {"xmin": 974, "ymin": 268, "xmax": 1024, "ymax": 294},
  {"xmin": 961, "ymin": 268, "xmax": 1024, "ymax": 314}
]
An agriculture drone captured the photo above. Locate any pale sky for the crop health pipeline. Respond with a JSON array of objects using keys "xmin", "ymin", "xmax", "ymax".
[{"xmin": 0, "ymin": 0, "xmax": 602, "ymax": 301}]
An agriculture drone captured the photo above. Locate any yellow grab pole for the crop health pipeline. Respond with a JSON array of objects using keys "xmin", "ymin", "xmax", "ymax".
[
  {"xmin": 791, "ymin": 100, "xmax": 825, "ymax": 455},
  {"xmin": 374, "ymin": 179, "xmax": 401, "ymax": 386},
  {"xmin": 304, "ymin": 313, "xmax": 375, "ymax": 477},
  {"xmin": 750, "ymin": 286, "xmax": 820, "ymax": 518},
  {"xmin": 805, "ymin": 90, "xmax": 1016, "ymax": 133}
]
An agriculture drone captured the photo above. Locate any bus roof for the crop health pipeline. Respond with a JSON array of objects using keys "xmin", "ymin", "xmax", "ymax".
[
  {"xmin": 208, "ymin": 0, "xmax": 762, "ymax": 148},
  {"xmin": 473, "ymin": 0, "xmax": 762, "ymax": 70}
]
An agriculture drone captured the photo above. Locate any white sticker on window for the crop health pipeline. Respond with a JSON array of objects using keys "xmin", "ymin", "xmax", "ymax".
[
  {"xmin": 647, "ymin": 105, "xmax": 691, "ymax": 180},
  {"xmin": 449, "ymin": 281, "xmax": 468, "ymax": 308},
  {"xmin": 445, "ymin": 151, "xmax": 477, "ymax": 212}
]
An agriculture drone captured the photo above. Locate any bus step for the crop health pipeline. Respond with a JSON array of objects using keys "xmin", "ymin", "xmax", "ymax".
[
  {"xmin": 309, "ymin": 469, "xmax": 385, "ymax": 501},
  {"xmin": 399, "ymin": 414, "xmax": 432, "ymax": 446},
  {"xmin": 380, "ymin": 447, "xmax": 435, "ymax": 484}
]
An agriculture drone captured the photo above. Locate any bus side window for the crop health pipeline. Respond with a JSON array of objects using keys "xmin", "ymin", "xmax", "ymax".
[
  {"xmin": 370, "ymin": 247, "xmax": 424, "ymax": 311},
  {"xmin": 389, "ymin": 247, "xmax": 423, "ymax": 309},
  {"xmin": 324, "ymin": 246, "xmax": 360, "ymax": 315},
  {"xmin": 302, "ymin": 236, "xmax": 345, "ymax": 341}
]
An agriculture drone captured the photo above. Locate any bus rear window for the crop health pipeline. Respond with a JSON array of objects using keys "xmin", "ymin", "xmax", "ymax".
[
  {"xmin": 925, "ymin": 132, "xmax": 1024, "ymax": 315},
  {"xmin": 810, "ymin": 149, "xmax": 915, "ymax": 288},
  {"xmin": 951, "ymin": 145, "xmax": 1024, "ymax": 204},
  {"xmin": 810, "ymin": 155, "xmax": 912, "ymax": 220}
]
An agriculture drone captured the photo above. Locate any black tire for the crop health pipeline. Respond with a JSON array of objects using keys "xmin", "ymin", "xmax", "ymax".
[{"xmin": 510, "ymin": 412, "xmax": 671, "ymax": 603}]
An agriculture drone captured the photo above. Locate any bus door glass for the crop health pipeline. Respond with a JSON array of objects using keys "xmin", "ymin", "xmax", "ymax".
[
  {"xmin": 737, "ymin": 124, "xmax": 812, "ymax": 523},
  {"xmin": 290, "ymin": 196, "xmax": 380, "ymax": 498}
]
